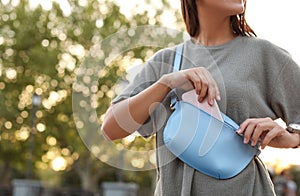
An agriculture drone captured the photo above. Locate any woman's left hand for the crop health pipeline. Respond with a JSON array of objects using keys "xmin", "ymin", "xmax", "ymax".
[{"xmin": 237, "ymin": 117, "xmax": 300, "ymax": 149}]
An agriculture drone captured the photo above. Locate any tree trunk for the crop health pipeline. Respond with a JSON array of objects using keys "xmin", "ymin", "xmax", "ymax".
[
  {"xmin": 75, "ymin": 153, "xmax": 114, "ymax": 193},
  {"xmin": 79, "ymin": 169, "xmax": 99, "ymax": 192},
  {"xmin": 76, "ymin": 155, "xmax": 100, "ymax": 193},
  {"xmin": 0, "ymin": 161, "xmax": 12, "ymax": 185}
]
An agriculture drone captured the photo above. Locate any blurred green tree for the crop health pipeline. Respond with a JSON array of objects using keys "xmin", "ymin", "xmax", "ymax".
[{"xmin": 0, "ymin": 0, "xmax": 183, "ymax": 192}]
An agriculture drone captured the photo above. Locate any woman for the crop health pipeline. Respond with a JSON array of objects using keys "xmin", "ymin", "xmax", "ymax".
[{"xmin": 102, "ymin": 0, "xmax": 300, "ymax": 195}]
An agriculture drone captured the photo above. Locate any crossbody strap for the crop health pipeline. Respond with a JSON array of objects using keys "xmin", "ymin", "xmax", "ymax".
[
  {"xmin": 173, "ymin": 44, "xmax": 183, "ymax": 72},
  {"xmin": 173, "ymin": 44, "xmax": 196, "ymax": 195},
  {"xmin": 170, "ymin": 44, "xmax": 184, "ymax": 107}
]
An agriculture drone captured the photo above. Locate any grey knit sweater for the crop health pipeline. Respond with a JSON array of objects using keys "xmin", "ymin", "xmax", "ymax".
[{"xmin": 113, "ymin": 36, "xmax": 300, "ymax": 195}]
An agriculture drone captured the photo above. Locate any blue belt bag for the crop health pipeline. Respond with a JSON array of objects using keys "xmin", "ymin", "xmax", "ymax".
[{"xmin": 163, "ymin": 44, "xmax": 260, "ymax": 179}]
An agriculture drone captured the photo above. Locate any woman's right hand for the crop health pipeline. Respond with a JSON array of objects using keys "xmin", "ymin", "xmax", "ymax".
[
  {"xmin": 158, "ymin": 67, "xmax": 221, "ymax": 105},
  {"xmin": 102, "ymin": 67, "xmax": 220, "ymax": 140}
]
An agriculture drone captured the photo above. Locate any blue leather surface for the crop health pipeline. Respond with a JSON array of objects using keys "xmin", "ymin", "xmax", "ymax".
[{"xmin": 163, "ymin": 101, "xmax": 260, "ymax": 179}]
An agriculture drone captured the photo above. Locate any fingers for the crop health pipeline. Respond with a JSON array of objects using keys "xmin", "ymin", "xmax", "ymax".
[
  {"xmin": 205, "ymin": 73, "xmax": 221, "ymax": 105},
  {"xmin": 184, "ymin": 67, "xmax": 220, "ymax": 105},
  {"xmin": 162, "ymin": 67, "xmax": 220, "ymax": 104},
  {"xmin": 241, "ymin": 118, "xmax": 271, "ymax": 145},
  {"xmin": 260, "ymin": 126, "xmax": 284, "ymax": 148},
  {"xmin": 188, "ymin": 70, "xmax": 209, "ymax": 102},
  {"xmin": 237, "ymin": 118, "xmax": 286, "ymax": 149},
  {"xmin": 186, "ymin": 70, "xmax": 204, "ymax": 95}
]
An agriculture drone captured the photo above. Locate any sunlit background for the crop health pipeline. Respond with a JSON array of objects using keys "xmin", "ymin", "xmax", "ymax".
[{"xmin": 0, "ymin": 1, "xmax": 299, "ymax": 193}]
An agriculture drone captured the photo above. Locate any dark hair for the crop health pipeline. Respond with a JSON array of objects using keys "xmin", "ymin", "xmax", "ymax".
[{"xmin": 180, "ymin": 0, "xmax": 256, "ymax": 37}]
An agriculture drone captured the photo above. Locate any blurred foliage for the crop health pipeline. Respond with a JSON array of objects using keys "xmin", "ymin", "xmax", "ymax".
[{"xmin": 0, "ymin": 0, "xmax": 183, "ymax": 193}]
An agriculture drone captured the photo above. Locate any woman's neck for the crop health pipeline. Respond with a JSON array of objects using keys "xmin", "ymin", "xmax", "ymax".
[{"xmin": 195, "ymin": 5, "xmax": 237, "ymax": 46}]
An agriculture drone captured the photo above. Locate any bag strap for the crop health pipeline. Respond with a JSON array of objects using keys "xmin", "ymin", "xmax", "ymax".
[
  {"xmin": 173, "ymin": 44, "xmax": 196, "ymax": 194},
  {"xmin": 170, "ymin": 44, "xmax": 184, "ymax": 108},
  {"xmin": 173, "ymin": 44, "xmax": 183, "ymax": 72}
]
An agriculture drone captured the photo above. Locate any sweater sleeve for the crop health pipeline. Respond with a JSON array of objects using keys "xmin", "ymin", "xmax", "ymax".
[
  {"xmin": 269, "ymin": 55, "xmax": 300, "ymax": 124},
  {"xmin": 111, "ymin": 48, "xmax": 175, "ymax": 137}
]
